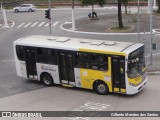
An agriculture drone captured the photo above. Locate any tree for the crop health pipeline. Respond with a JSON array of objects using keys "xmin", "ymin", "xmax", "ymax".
[
  {"xmin": 1, "ymin": 0, "xmax": 25, "ymax": 7},
  {"xmin": 80, "ymin": 0, "xmax": 105, "ymax": 17},
  {"xmin": 157, "ymin": 0, "xmax": 160, "ymax": 13},
  {"xmin": 122, "ymin": 0, "xmax": 129, "ymax": 14},
  {"xmin": 118, "ymin": 0, "xmax": 123, "ymax": 28}
]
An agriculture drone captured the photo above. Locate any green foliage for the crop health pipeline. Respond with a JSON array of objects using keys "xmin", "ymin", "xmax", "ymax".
[
  {"xmin": 157, "ymin": 9, "xmax": 160, "ymax": 13},
  {"xmin": 121, "ymin": 0, "xmax": 128, "ymax": 4},
  {"xmin": 80, "ymin": 0, "xmax": 106, "ymax": 7}
]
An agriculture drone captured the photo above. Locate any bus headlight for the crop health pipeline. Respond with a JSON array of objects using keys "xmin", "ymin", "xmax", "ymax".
[{"xmin": 129, "ymin": 82, "xmax": 137, "ymax": 87}]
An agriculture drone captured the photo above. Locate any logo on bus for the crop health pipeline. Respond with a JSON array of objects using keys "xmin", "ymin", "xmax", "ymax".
[{"xmin": 41, "ymin": 65, "xmax": 56, "ymax": 72}]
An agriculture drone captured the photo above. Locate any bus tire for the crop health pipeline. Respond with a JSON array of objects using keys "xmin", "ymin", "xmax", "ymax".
[
  {"xmin": 41, "ymin": 73, "xmax": 54, "ymax": 86},
  {"xmin": 94, "ymin": 81, "xmax": 109, "ymax": 95}
]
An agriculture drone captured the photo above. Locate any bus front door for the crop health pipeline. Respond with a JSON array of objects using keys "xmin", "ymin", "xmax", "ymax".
[
  {"xmin": 59, "ymin": 52, "xmax": 75, "ymax": 86},
  {"xmin": 111, "ymin": 57, "xmax": 126, "ymax": 93},
  {"xmin": 25, "ymin": 48, "xmax": 37, "ymax": 79}
]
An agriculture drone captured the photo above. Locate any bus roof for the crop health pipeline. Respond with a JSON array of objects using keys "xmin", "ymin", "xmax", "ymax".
[{"xmin": 14, "ymin": 35, "xmax": 140, "ymax": 54}]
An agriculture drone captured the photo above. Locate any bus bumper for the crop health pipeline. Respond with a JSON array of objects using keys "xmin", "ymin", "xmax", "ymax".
[{"xmin": 126, "ymin": 76, "xmax": 148, "ymax": 95}]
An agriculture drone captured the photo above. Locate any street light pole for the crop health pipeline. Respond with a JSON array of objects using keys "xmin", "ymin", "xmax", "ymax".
[
  {"xmin": 71, "ymin": 0, "xmax": 76, "ymax": 30},
  {"xmin": 150, "ymin": 0, "xmax": 153, "ymax": 65},
  {"xmin": 1, "ymin": 1, "xmax": 9, "ymax": 28}
]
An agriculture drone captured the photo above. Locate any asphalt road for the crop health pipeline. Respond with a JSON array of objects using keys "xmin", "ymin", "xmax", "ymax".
[
  {"xmin": 0, "ymin": 7, "xmax": 159, "ymax": 98},
  {"xmin": 0, "ymin": 8, "xmax": 120, "ymax": 98},
  {"xmin": 0, "ymin": 7, "xmax": 160, "ymax": 119}
]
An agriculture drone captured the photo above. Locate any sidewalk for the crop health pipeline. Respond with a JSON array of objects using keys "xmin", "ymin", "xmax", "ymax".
[{"xmin": 0, "ymin": 18, "xmax": 14, "ymax": 35}]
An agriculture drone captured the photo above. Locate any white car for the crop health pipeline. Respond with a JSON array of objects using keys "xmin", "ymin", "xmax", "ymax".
[{"xmin": 13, "ymin": 4, "xmax": 36, "ymax": 12}]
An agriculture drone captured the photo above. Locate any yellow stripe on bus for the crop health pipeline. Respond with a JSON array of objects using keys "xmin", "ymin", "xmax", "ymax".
[
  {"xmin": 114, "ymin": 88, "xmax": 126, "ymax": 93},
  {"xmin": 79, "ymin": 48, "xmax": 126, "ymax": 56}
]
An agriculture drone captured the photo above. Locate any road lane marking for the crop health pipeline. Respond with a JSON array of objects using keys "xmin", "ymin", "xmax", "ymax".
[
  {"xmin": 17, "ymin": 21, "xmax": 59, "ymax": 28},
  {"xmin": 17, "ymin": 23, "xmax": 25, "ymax": 28},
  {"xmin": 24, "ymin": 22, "xmax": 32, "ymax": 27},
  {"xmin": 45, "ymin": 23, "xmax": 49, "ymax": 26},
  {"xmin": 0, "ymin": 60, "xmax": 14, "ymax": 63},
  {"xmin": 52, "ymin": 21, "xmax": 59, "ymax": 26},
  {"xmin": 38, "ymin": 22, "xmax": 45, "ymax": 27},
  {"xmin": 30, "ymin": 22, "xmax": 39, "ymax": 27}
]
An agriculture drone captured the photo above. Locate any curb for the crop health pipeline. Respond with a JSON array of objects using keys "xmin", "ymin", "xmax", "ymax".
[
  {"xmin": 147, "ymin": 71, "xmax": 160, "ymax": 75},
  {"xmin": 9, "ymin": 19, "xmax": 15, "ymax": 28},
  {"xmin": 0, "ymin": 19, "xmax": 14, "ymax": 29},
  {"xmin": 60, "ymin": 22, "xmax": 150, "ymax": 35}
]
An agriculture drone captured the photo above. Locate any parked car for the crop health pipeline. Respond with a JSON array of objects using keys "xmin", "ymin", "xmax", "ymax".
[{"xmin": 13, "ymin": 4, "xmax": 36, "ymax": 13}]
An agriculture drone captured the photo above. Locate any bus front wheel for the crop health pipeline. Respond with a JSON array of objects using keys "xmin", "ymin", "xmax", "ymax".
[
  {"xmin": 94, "ymin": 81, "xmax": 109, "ymax": 95},
  {"xmin": 41, "ymin": 73, "xmax": 54, "ymax": 86}
]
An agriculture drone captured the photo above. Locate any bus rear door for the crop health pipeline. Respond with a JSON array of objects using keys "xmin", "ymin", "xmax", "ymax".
[
  {"xmin": 58, "ymin": 52, "xmax": 75, "ymax": 86},
  {"xmin": 25, "ymin": 48, "xmax": 37, "ymax": 79}
]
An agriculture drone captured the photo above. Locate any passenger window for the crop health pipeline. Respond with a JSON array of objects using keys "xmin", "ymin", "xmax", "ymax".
[
  {"xmin": 37, "ymin": 48, "xmax": 42, "ymax": 55},
  {"xmin": 75, "ymin": 52, "xmax": 108, "ymax": 71},
  {"xmin": 90, "ymin": 54, "xmax": 98, "ymax": 70},
  {"xmin": 36, "ymin": 48, "xmax": 56, "ymax": 65},
  {"xmin": 48, "ymin": 49, "xmax": 54, "ymax": 56},
  {"xmin": 98, "ymin": 56, "xmax": 108, "ymax": 71},
  {"xmin": 90, "ymin": 54, "xmax": 108, "ymax": 71},
  {"xmin": 16, "ymin": 46, "xmax": 25, "ymax": 61},
  {"xmin": 75, "ymin": 52, "xmax": 90, "ymax": 68}
]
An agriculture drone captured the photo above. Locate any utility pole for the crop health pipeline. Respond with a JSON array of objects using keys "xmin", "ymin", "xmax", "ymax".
[
  {"xmin": 71, "ymin": 0, "xmax": 75, "ymax": 30},
  {"xmin": 150, "ymin": 0, "xmax": 153, "ymax": 65},
  {"xmin": 137, "ymin": 0, "xmax": 140, "ymax": 42},
  {"xmin": 148, "ymin": 0, "xmax": 150, "ymax": 13}
]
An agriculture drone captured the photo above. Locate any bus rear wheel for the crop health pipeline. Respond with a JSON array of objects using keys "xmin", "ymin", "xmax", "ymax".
[
  {"xmin": 41, "ymin": 73, "xmax": 54, "ymax": 86},
  {"xmin": 95, "ymin": 81, "xmax": 109, "ymax": 95}
]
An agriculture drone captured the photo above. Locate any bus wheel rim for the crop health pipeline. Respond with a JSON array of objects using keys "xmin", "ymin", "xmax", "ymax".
[
  {"xmin": 98, "ymin": 84, "xmax": 106, "ymax": 93},
  {"xmin": 44, "ymin": 75, "xmax": 51, "ymax": 85}
]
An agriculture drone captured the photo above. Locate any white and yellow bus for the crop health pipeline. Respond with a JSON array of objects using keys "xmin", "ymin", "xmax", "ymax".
[{"xmin": 13, "ymin": 35, "xmax": 147, "ymax": 95}]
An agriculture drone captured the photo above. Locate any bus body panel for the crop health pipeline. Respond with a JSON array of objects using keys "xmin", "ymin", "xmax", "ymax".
[
  {"xmin": 74, "ymin": 68, "xmax": 82, "ymax": 88},
  {"xmin": 14, "ymin": 42, "xmax": 28, "ymax": 78},
  {"xmin": 36, "ymin": 63, "xmax": 60, "ymax": 84},
  {"xmin": 126, "ymin": 76, "xmax": 147, "ymax": 95},
  {"xmin": 19, "ymin": 61, "xmax": 27, "ymax": 78}
]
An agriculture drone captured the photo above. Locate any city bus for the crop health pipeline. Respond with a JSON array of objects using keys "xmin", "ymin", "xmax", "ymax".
[{"xmin": 13, "ymin": 35, "xmax": 147, "ymax": 95}]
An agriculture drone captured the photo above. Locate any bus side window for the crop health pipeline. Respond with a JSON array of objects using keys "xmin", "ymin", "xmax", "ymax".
[
  {"xmin": 98, "ymin": 55, "xmax": 108, "ymax": 71},
  {"xmin": 37, "ymin": 48, "xmax": 42, "ymax": 55},
  {"xmin": 90, "ymin": 54, "xmax": 108, "ymax": 71},
  {"xmin": 48, "ymin": 49, "xmax": 55, "ymax": 64},
  {"xmin": 36, "ymin": 48, "xmax": 43, "ymax": 63},
  {"xmin": 16, "ymin": 46, "xmax": 25, "ymax": 61},
  {"xmin": 75, "ymin": 52, "xmax": 90, "ymax": 69},
  {"xmin": 90, "ymin": 54, "xmax": 98, "ymax": 70},
  {"xmin": 36, "ymin": 48, "xmax": 56, "ymax": 65}
]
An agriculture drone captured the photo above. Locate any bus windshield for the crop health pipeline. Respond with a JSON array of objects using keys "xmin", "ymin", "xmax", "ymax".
[{"xmin": 127, "ymin": 46, "xmax": 145, "ymax": 78}]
